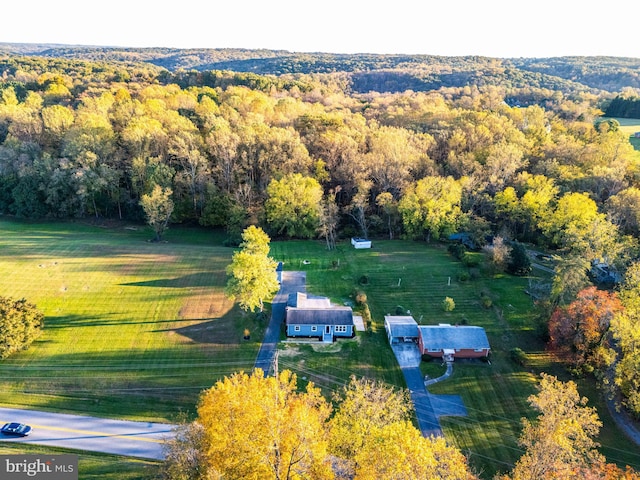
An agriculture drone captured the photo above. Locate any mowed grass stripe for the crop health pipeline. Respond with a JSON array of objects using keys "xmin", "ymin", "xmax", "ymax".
[
  {"xmin": 270, "ymin": 236, "xmax": 552, "ymax": 477},
  {"xmin": 2, "ymin": 222, "xmax": 637, "ymax": 477},
  {"xmin": 0, "ymin": 220, "xmax": 258, "ymax": 421},
  {"xmin": 434, "ymin": 369, "xmax": 532, "ymax": 477}
]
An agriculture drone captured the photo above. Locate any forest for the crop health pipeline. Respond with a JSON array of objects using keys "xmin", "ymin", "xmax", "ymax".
[
  {"xmin": 2, "ymin": 45, "xmax": 640, "ymax": 477},
  {"xmin": 3, "ymin": 43, "xmax": 640, "ymax": 92}
]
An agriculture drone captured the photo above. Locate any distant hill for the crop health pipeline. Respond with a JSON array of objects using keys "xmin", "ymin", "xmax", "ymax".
[{"xmin": 1, "ymin": 42, "xmax": 639, "ymax": 94}]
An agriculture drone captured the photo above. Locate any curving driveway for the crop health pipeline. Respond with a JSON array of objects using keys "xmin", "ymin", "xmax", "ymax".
[
  {"xmin": 392, "ymin": 343, "xmax": 467, "ymax": 438},
  {"xmin": 0, "ymin": 407, "xmax": 176, "ymax": 460}
]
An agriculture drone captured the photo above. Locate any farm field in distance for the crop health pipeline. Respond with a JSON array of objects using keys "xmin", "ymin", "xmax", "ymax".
[
  {"xmin": 606, "ymin": 116, "xmax": 640, "ymax": 150},
  {"xmin": 0, "ymin": 219, "xmax": 638, "ymax": 478}
]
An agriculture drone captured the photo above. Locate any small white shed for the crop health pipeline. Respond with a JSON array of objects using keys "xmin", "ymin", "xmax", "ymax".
[{"xmin": 351, "ymin": 238, "xmax": 372, "ymax": 249}]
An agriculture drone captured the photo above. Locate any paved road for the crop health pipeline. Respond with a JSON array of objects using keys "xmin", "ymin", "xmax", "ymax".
[
  {"xmin": 606, "ymin": 394, "xmax": 640, "ymax": 448},
  {"xmin": 0, "ymin": 407, "xmax": 177, "ymax": 460},
  {"xmin": 254, "ymin": 271, "xmax": 306, "ymax": 375}
]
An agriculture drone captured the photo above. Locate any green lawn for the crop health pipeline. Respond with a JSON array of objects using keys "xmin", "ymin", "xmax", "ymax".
[
  {"xmin": 271, "ymin": 238, "xmax": 640, "ymax": 477},
  {"xmin": 0, "ymin": 443, "xmax": 161, "ymax": 479},
  {"xmin": 0, "ymin": 219, "xmax": 261, "ymax": 422},
  {"xmin": 604, "ymin": 116, "xmax": 640, "ymax": 150},
  {"xmin": 269, "ymin": 239, "xmax": 548, "ymax": 477},
  {"xmin": 0, "ymin": 220, "xmax": 639, "ymax": 478}
]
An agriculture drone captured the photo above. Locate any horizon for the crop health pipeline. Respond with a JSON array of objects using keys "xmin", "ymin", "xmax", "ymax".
[
  {"xmin": 3, "ymin": 0, "xmax": 639, "ymax": 59},
  {"xmin": 3, "ymin": 40, "xmax": 640, "ymax": 61}
]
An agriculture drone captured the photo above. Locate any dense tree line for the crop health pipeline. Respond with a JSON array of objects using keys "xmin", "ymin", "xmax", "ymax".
[
  {"xmin": 1, "ymin": 55, "xmax": 635, "ymax": 241},
  {"xmin": 2, "ymin": 54, "xmax": 640, "ymax": 417},
  {"xmin": 604, "ymin": 95, "xmax": 640, "ymax": 118},
  {"xmin": 513, "ymin": 56, "xmax": 640, "ymax": 92}
]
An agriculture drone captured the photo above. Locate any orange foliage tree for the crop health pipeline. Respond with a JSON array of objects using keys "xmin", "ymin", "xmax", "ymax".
[{"xmin": 547, "ymin": 286, "xmax": 622, "ymax": 373}]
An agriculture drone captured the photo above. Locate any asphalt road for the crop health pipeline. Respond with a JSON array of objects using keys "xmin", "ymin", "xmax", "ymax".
[{"xmin": 0, "ymin": 407, "xmax": 177, "ymax": 460}]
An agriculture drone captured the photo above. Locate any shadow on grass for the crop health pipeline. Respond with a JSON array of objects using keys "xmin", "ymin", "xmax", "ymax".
[
  {"xmin": 43, "ymin": 313, "xmax": 184, "ymax": 328},
  {"xmin": 168, "ymin": 317, "xmax": 250, "ymax": 345},
  {"xmin": 0, "ymin": 345, "xmax": 258, "ymax": 420},
  {"xmin": 119, "ymin": 272, "xmax": 220, "ymax": 288},
  {"xmin": 158, "ymin": 304, "xmax": 270, "ymax": 346}
]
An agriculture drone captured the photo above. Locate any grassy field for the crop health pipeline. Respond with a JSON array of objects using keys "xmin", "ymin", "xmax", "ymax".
[
  {"xmin": 0, "ymin": 219, "xmax": 261, "ymax": 421},
  {"xmin": 0, "ymin": 219, "xmax": 638, "ymax": 478},
  {"xmin": 270, "ymin": 239, "xmax": 549, "ymax": 477},
  {"xmin": 0, "ymin": 443, "xmax": 160, "ymax": 479},
  {"xmin": 271, "ymin": 238, "xmax": 640, "ymax": 477},
  {"xmin": 604, "ymin": 116, "xmax": 640, "ymax": 150},
  {"xmin": 269, "ymin": 240, "xmax": 542, "ymax": 390}
]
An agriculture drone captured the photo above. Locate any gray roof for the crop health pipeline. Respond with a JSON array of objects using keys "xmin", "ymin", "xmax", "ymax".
[
  {"xmin": 286, "ymin": 307, "xmax": 354, "ymax": 326},
  {"xmin": 384, "ymin": 316, "xmax": 419, "ymax": 338},
  {"xmin": 418, "ymin": 325, "xmax": 490, "ymax": 350}
]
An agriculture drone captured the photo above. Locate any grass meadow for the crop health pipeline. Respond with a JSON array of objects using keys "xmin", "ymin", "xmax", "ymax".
[
  {"xmin": 271, "ymin": 239, "xmax": 549, "ymax": 477},
  {"xmin": 0, "ymin": 219, "xmax": 260, "ymax": 421},
  {"xmin": 271, "ymin": 239, "xmax": 640, "ymax": 477},
  {"xmin": 0, "ymin": 443, "xmax": 161, "ymax": 479},
  {"xmin": 0, "ymin": 219, "xmax": 638, "ymax": 478},
  {"xmin": 606, "ymin": 116, "xmax": 640, "ymax": 150}
]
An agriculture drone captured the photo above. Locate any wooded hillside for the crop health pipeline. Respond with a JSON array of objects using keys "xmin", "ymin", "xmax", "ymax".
[
  {"xmin": 2, "ymin": 43, "xmax": 640, "ymax": 93},
  {"xmin": 1, "ymin": 46, "xmax": 639, "ymax": 249}
]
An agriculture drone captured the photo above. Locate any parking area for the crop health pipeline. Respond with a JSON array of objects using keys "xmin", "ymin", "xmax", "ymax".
[{"xmin": 391, "ymin": 342, "xmax": 422, "ymax": 368}]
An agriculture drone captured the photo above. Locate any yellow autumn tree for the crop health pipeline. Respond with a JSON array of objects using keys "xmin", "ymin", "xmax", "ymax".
[
  {"xmin": 329, "ymin": 375, "xmax": 412, "ymax": 464},
  {"xmin": 165, "ymin": 372, "xmax": 480, "ymax": 480},
  {"xmin": 225, "ymin": 225, "xmax": 279, "ymax": 312},
  {"xmin": 354, "ymin": 421, "xmax": 477, "ymax": 480},
  {"xmin": 509, "ymin": 374, "xmax": 603, "ymax": 480},
  {"xmin": 196, "ymin": 369, "xmax": 333, "ymax": 480},
  {"xmin": 329, "ymin": 376, "xmax": 476, "ymax": 479}
]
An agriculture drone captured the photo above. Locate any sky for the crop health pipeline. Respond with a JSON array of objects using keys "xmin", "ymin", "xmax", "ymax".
[{"xmin": 2, "ymin": 1, "xmax": 640, "ymax": 58}]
